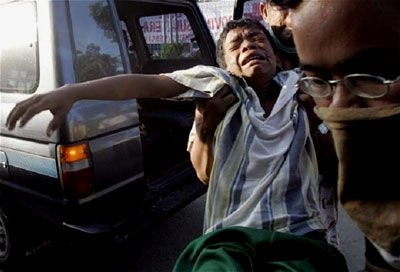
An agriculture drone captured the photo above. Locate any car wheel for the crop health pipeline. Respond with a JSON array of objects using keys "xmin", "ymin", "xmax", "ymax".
[{"xmin": 0, "ymin": 209, "xmax": 25, "ymax": 267}]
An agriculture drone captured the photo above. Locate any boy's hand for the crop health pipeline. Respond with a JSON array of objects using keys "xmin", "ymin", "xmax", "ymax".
[
  {"xmin": 194, "ymin": 85, "xmax": 237, "ymax": 142},
  {"xmin": 297, "ymin": 93, "xmax": 321, "ymax": 133},
  {"xmin": 6, "ymin": 85, "xmax": 76, "ymax": 137},
  {"xmin": 298, "ymin": 93, "xmax": 338, "ymax": 187}
]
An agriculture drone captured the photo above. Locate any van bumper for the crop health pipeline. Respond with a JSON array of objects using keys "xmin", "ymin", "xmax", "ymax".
[{"xmin": 61, "ymin": 171, "xmax": 206, "ymax": 243}]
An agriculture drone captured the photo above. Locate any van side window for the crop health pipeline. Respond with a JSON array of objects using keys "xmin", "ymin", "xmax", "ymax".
[
  {"xmin": 0, "ymin": 1, "xmax": 38, "ymax": 94},
  {"xmin": 139, "ymin": 13, "xmax": 201, "ymax": 60},
  {"xmin": 69, "ymin": 0, "xmax": 124, "ymax": 82}
]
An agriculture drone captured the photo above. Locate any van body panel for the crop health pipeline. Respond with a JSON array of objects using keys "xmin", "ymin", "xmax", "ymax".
[
  {"xmin": 88, "ymin": 126, "xmax": 143, "ymax": 192},
  {"xmin": 0, "ymin": 0, "xmax": 213, "ymax": 263},
  {"xmin": 62, "ymin": 99, "xmax": 140, "ymax": 143}
]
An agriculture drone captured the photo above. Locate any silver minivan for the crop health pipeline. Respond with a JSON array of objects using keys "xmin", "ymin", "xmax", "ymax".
[{"xmin": 0, "ymin": 0, "xmax": 215, "ymax": 266}]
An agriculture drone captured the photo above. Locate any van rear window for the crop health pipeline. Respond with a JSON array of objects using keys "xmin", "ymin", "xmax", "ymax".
[
  {"xmin": 139, "ymin": 13, "xmax": 201, "ymax": 60},
  {"xmin": 69, "ymin": 0, "xmax": 125, "ymax": 82},
  {"xmin": 0, "ymin": 1, "xmax": 38, "ymax": 94}
]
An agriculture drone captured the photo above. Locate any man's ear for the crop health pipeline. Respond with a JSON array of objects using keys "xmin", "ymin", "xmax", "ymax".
[
  {"xmin": 260, "ymin": 2, "xmax": 268, "ymax": 21},
  {"xmin": 275, "ymin": 53, "xmax": 283, "ymax": 70}
]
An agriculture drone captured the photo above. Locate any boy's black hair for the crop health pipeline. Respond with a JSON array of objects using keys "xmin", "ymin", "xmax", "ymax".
[{"xmin": 216, "ymin": 18, "xmax": 277, "ymax": 69}]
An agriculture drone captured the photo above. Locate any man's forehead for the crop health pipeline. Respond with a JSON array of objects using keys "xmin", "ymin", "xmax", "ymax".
[
  {"xmin": 292, "ymin": 0, "xmax": 400, "ymax": 73},
  {"xmin": 299, "ymin": 47, "xmax": 400, "ymax": 76}
]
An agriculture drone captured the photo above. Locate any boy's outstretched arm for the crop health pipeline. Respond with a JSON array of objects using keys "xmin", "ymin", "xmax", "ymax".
[{"xmin": 6, "ymin": 74, "xmax": 188, "ymax": 136}]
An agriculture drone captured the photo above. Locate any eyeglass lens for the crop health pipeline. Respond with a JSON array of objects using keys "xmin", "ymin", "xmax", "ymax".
[
  {"xmin": 299, "ymin": 78, "xmax": 331, "ymax": 98},
  {"xmin": 299, "ymin": 75, "xmax": 389, "ymax": 99},
  {"xmin": 344, "ymin": 75, "xmax": 387, "ymax": 98}
]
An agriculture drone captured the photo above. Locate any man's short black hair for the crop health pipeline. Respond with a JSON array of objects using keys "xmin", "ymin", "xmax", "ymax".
[
  {"xmin": 269, "ymin": 0, "xmax": 302, "ymax": 9},
  {"xmin": 216, "ymin": 18, "xmax": 277, "ymax": 69}
]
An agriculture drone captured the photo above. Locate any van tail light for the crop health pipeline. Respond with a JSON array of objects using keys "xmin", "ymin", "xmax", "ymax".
[{"xmin": 58, "ymin": 142, "xmax": 94, "ymax": 198}]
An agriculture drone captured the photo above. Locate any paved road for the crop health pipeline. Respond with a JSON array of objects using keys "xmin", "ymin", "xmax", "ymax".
[
  {"xmin": 338, "ymin": 204, "xmax": 366, "ymax": 272},
  {"xmin": 2, "ymin": 194, "xmax": 366, "ymax": 272},
  {"xmin": 4, "ymin": 196, "xmax": 206, "ymax": 272}
]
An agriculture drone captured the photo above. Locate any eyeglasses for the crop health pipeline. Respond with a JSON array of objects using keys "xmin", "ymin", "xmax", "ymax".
[{"xmin": 298, "ymin": 74, "xmax": 400, "ymax": 99}]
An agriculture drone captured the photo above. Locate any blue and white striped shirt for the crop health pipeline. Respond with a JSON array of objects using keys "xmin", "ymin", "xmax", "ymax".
[{"xmin": 166, "ymin": 65, "xmax": 326, "ymax": 236}]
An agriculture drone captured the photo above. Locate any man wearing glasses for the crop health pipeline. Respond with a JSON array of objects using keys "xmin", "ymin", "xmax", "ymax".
[{"xmin": 270, "ymin": 0, "xmax": 400, "ymax": 270}]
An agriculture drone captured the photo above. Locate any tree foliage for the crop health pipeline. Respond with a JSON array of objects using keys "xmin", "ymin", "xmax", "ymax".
[
  {"xmin": 89, "ymin": 0, "xmax": 117, "ymax": 43},
  {"xmin": 77, "ymin": 43, "xmax": 121, "ymax": 82},
  {"xmin": 160, "ymin": 42, "xmax": 186, "ymax": 59}
]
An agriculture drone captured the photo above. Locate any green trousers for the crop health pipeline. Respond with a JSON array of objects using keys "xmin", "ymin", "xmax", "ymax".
[{"xmin": 173, "ymin": 226, "xmax": 348, "ymax": 272}]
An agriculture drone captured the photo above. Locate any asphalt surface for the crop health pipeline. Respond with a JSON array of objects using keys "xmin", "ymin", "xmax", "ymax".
[
  {"xmin": 1, "ymin": 194, "xmax": 366, "ymax": 272},
  {"xmin": 338, "ymin": 204, "xmax": 366, "ymax": 272}
]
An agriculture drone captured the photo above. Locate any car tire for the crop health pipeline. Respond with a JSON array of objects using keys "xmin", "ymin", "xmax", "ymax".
[{"xmin": 0, "ymin": 208, "xmax": 25, "ymax": 267}]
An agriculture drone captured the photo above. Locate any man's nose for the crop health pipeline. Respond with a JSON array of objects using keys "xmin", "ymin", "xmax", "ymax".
[
  {"xmin": 241, "ymin": 39, "xmax": 256, "ymax": 52},
  {"xmin": 330, "ymin": 82, "xmax": 363, "ymax": 108},
  {"xmin": 285, "ymin": 10, "xmax": 293, "ymax": 30}
]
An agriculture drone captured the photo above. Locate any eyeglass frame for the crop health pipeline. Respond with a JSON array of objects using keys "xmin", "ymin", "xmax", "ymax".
[{"xmin": 297, "ymin": 73, "xmax": 400, "ymax": 99}]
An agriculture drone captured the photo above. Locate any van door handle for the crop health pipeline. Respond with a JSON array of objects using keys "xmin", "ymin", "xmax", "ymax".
[
  {"xmin": 0, "ymin": 151, "xmax": 10, "ymax": 179},
  {"xmin": 0, "ymin": 152, "xmax": 7, "ymax": 169}
]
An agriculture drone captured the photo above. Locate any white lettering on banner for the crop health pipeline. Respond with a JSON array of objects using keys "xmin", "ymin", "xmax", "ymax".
[
  {"xmin": 139, "ymin": 1, "xmax": 261, "ymax": 44},
  {"xmin": 140, "ymin": 14, "xmax": 194, "ymax": 44},
  {"xmin": 198, "ymin": 0, "xmax": 234, "ymax": 40},
  {"xmin": 243, "ymin": 0, "xmax": 263, "ymax": 20},
  {"xmin": 199, "ymin": 0, "xmax": 263, "ymax": 39}
]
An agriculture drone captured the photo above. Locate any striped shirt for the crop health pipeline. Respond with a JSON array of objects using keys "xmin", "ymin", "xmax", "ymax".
[{"xmin": 166, "ymin": 65, "xmax": 325, "ymax": 236}]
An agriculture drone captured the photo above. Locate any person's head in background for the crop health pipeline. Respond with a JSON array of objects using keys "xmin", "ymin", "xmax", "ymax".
[
  {"xmin": 279, "ymin": 0, "xmax": 400, "ymax": 108},
  {"xmin": 259, "ymin": 0, "xmax": 298, "ymax": 70},
  {"xmin": 216, "ymin": 19, "xmax": 278, "ymax": 90}
]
